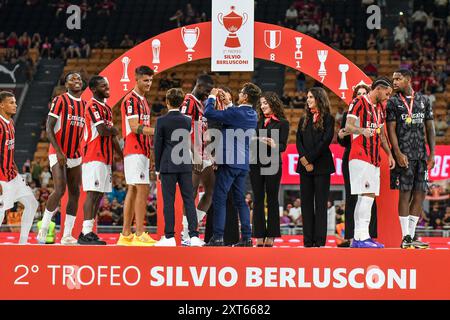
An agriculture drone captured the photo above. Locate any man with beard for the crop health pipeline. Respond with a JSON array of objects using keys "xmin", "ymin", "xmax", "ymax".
[
  {"xmin": 387, "ymin": 69, "xmax": 435, "ymax": 249},
  {"xmin": 38, "ymin": 72, "xmax": 86, "ymax": 245},
  {"xmin": 78, "ymin": 76, "xmax": 122, "ymax": 245}
]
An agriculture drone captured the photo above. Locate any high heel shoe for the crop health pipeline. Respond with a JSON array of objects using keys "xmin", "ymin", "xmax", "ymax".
[
  {"xmin": 256, "ymin": 238, "xmax": 265, "ymax": 247},
  {"xmin": 264, "ymin": 237, "xmax": 274, "ymax": 247}
]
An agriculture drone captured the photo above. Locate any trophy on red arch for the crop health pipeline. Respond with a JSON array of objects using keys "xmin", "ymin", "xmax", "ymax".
[{"xmin": 218, "ymin": 6, "xmax": 248, "ymax": 48}]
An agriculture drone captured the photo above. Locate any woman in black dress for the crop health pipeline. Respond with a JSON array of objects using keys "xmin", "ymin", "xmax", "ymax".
[
  {"xmin": 250, "ymin": 92, "xmax": 289, "ymax": 247},
  {"xmin": 296, "ymin": 87, "xmax": 335, "ymax": 247},
  {"xmin": 337, "ymin": 83, "xmax": 378, "ymax": 242}
]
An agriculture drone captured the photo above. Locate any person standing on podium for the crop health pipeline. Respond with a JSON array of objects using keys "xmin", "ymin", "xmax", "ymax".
[{"xmin": 154, "ymin": 88, "xmax": 203, "ymax": 247}]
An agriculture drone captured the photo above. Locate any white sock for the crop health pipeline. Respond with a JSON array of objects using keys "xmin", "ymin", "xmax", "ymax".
[
  {"xmin": 354, "ymin": 196, "xmax": 374, "ymax": 241},
  {"xmin": 41, "ymin": 208, "xmax": 56, "ymax": 230},
  {"xmin": 196, "ymin": 209, "xmax": 206, "ymax": 223},
  {"xmin": 182, "ymin": 215, "xmax": 189, "ymax": 239},
  {"xmin": 64, "ymin": 214, "xmax": 76, "ymax": 237},
  {"xmin": 399, "ymin": 216, "xmax": 409, "ymax": 238},
  {"xmin": 408, "ymin": 215, "xmax": 419, "ymax": 238},
  {"xmin": 82, "ymin": 219, "xmax": 95, "ymax": 235},
  {"xmin": 19, "ymin": 196, "xmax": 38, "ymax": 244}
]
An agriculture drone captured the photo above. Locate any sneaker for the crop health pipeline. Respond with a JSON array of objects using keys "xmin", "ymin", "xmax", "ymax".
[
  {"xmin": 117, "ymin": 233, "xmax": 134, "ymax": 246},
  {"xmin": 61, "ymin": 235, "xmax": 78, "ymax": 245},
  {"xmin": 154, "ymin": 236, "xmax": 176, "ymax": 247},
  {"xmin": 411, "ymin": 236, "xmax": 429, "ymax": 249},
  {"xmin": 77, "ymin": 232, "xmax": 106, "ymax": 245},
  {"xmin": 356, "ymin": 238, "xmax": 383, "ymax": 248},
  {"xmin": 181, "ymin": 231, "xmax": 190, "ymax": 246},
  {"xmin": 37, "ymin": 228, "xmax": 48, "ymax": 244},
  {"xmin": 233, "ymin": 238, "xmax": 253, "ymax": 247},
  {"xmin": 401, "ymin": 235, "xmax": 414, "ymax": 249},
  {"xmin": 368, "ymin": 238, "xmax": 384, "ymax": 248},
  {"xmin": 205, "ymin": 237, "xmax": 225, "ymax": 247},
  {"xmin": 131, "ymin": 232, "xmax": 157, "ymax": 246},
  {"xmin": 350, "ymin": 239, "xmax": 360, "ymax": 248},
  {"xmin": 189, "ymin": 236, "xmax": 204, "ymax": 247}
]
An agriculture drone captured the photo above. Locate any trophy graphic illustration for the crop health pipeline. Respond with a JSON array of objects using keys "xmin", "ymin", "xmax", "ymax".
[
  {"xmin": 218, "ymin": 6, "xmax": 248, "ymax": 48},
  {"xmin": 339, "ymin": 64, "xmax": 349, "ymax": 90},
  {"xmin": 294, "ymin": 37, "xmax": 303, "ymax": 60},
  {"xmin": 317, "ymin": 50, "xmax": 328, "ymax": 81},
  {"xmin": 264, "ymin": 30, "xmax": 281, "ymax": 50},
  {"xmin": 151, "ymin": 39, "xmax": 161, "ymax": 64},
  {"xmin": 120, "ymin": 56, "xmax": 131, "ymax": 83},
  {"xmin": 181, "ymin": 27, "xmax": 200, "ymax": 52}
]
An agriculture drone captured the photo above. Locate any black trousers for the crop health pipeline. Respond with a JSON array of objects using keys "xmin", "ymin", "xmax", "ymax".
[
  {"xmin": 160, "ymin": 172, "xmax": 198, "ymax": 238},
  {"xmin": 300, "ymin": 173, "xmax": 330, "ymax": 247},
  {"xmin": 249, "ymin": 164, "xmax": 282, "ymax": 238},
  {"xmin": 342, "ymin": 156, "xmax": 377, "ymax": 239},
  {"xmin": 204, "ymin": 191, "xmax": 239, "ymax": 245}
]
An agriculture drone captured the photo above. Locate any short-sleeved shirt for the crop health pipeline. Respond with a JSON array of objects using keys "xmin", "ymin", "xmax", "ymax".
[
  {"xmin": 347, "ymin": 95, "xmax": 386, "ymax": 167},
  {"xmin": 83, "ymin": 98, "xmax": 114, "ymax": 165},
  {"xmin": 386, "ymin": 92, "xmax": 433, "ymax": 161},
  {"xmin": 48, "ymin": 92, "xmax": 86, "ymax": 158},
  {"xmin": 0, "ymin": 115, "xmax": 17, "ymax": 181},
  {"xmin": 180, "ymin": 93, "xmax": 208, "ymax": 160},
  {"xmin": 121, "ymin": 90, "xmax": 151, "ymax": 157}
]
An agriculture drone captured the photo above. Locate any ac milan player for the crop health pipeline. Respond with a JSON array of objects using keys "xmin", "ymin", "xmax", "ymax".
[
  {"xmin": 387, "ymin": 69, "xmax": 435, "ymax": 249},
  {"xmin": 116, "ymin": 66, "xmax": 156, "ymax": 246},
  {"xmin": 345, "ymin": 77, "xmax": 395, "ymax": 248},
  {"xmin": 78, "ymin": 76, "xmax": 122, "ymax": 245},
  {"xmin": 179, "ymin": 74, "xmax": 215, "ymax": 245},
  {"xmin": 0, "ymin": 92, "xmax": 38, "ymax": 244},
  {"xmin": 38, "ymin": 72, "xmax": 86, "ymax": 245}
]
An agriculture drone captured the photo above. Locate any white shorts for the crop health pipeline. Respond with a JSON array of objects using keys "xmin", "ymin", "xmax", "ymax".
[
  {"xmin": 124, "ymin": 154, "xmax": 150, "ymax": 185},
  {"xmin": 0, "ymin": 175, "xmax": 34, "ymax": 211},
  {"xmin": 49, "ymin": 154, "xmax": 82, "ymax": 169},
  {"xmin": 82, "ymin": 161, "xmax": 112, "ymax": 193},
  {"xmin": 202, "ymin": 159, "xmax": 213, "ymax": 170},
  {"xmin": 349, "ymin": 159, "xmax": 380, "ymax": 196}
]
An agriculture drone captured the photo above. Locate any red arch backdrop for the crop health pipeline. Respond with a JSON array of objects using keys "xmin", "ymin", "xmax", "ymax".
[{"xmin": 62, "ymin": 22, "xmax": 400, "ymax": 247}]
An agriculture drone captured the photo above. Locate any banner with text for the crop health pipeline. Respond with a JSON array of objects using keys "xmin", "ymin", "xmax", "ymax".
[
  {"xmin": 211, "ymin": 0, "xmax": 254, "ymax": 71},
  {"xmin": 281, "ymin": 144, "xmax": 450, "ymax": 185},
  {"xmin": 0, "ymin": 246, "xmax": 448, "ymax": 300}
]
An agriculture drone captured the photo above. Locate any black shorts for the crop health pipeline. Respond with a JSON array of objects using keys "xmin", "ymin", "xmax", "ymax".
[{"xmin": 390, "ymin": 159, "xmax": 428, "ymax": 192}]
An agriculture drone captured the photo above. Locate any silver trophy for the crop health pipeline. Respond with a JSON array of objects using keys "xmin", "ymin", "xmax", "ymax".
[
  {"xmin": 338, "ymin": 64, "xmax": 349, "ymax": 90},
  {"xmin": 181, "ymin": 27, "xmax": 200, "ymax": 52},
  {"xmin": 317, "ymin": 50, "xmax": 328, "ymax": 81},
  {"xmin": 120, "ymin": 56, "xmax": 131, "ymax": 83},
  {"xmin": 294, "ymin": 37, "xmax": 303, "ymax": 60},
  {"xmin": 152, "ymin": 39, "xmax": 161, "ymax": 64}
]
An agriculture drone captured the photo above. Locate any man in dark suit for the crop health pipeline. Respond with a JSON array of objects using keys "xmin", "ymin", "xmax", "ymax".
[
  {"xmin": 154, "ymin": 88, "xmax": 203, "ymax": 247},
  {"xmin": 203, "ymin": 83, "xmax": 260, "ymax": 247}
]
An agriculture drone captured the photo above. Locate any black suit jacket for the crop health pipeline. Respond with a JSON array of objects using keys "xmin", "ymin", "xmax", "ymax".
[
  {"xmin": 296, "ymin": 113, "xmax": 336, "ymax": 175},
  {"xmin": 154, "ymin": 110, "xmax": 192, "ymax": 173},
  {"xmin": 251, "ymin": 117, "xmax": 289, "ymax": 168}
]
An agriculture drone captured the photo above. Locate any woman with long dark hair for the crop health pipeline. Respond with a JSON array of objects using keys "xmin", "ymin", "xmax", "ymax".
[
  {"xmin": 337, "ymin": 83, "xmax": 378, "ymax": 243},
  {"xmin": 250, "ymin": 92, "xmax": 289, "ymax": 247},
  {"xmin": 296, "ymin": 87, "xmax": 335, "ymax": 247}
]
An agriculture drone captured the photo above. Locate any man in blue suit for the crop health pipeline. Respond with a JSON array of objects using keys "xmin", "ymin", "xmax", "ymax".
[
  {"xmin": 154, "ymin": 88, "xmax": 203, "ymax": 247},
  {"xmin": 204, "ymin": 83, "xmax": 260, "ymax": 246}
]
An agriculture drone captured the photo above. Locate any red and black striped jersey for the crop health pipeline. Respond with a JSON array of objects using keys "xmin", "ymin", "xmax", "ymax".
[
  {"xmin": 82, "ymin": 98, "xmax": 114, "ymax": 165},
  {"xmin": 180, "ymin": 93, "xmax": 207, "ymax": 160},
  {"xmin": 0, "ymin": 115, "xmax": 17, "ymax": 182},
  {"xmin": 121, "ymin": 90, "xmax": 151, "ymax": 157},
  {"xmin": 48, "ymin": 92, "xmax": 86, "ymax": 159},
  {"xmin": 347, "ymin": 95, "xmax": 386, "ymax": 167}
]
